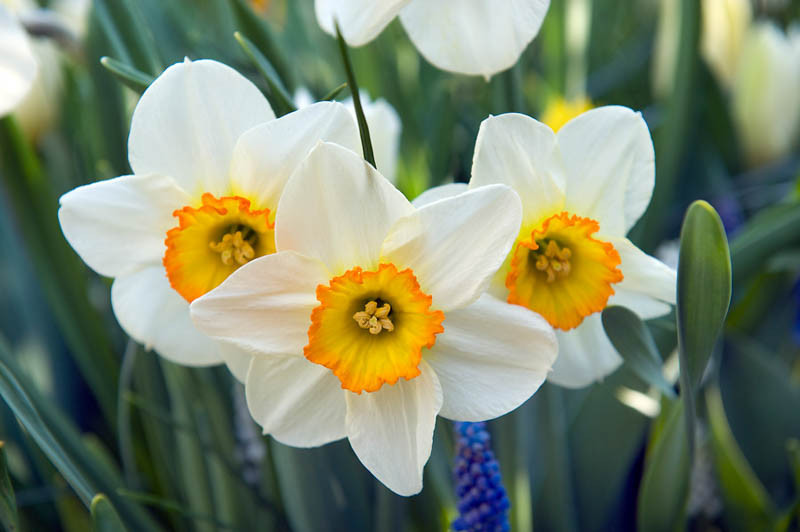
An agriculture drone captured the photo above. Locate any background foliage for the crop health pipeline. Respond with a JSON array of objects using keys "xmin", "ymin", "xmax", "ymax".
[{"xmin": 0, "ymin": 0, "xmax": 799, "ymax": 530}]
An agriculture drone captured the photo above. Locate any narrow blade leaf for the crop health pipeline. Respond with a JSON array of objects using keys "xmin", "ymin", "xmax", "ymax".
[
  {"xmin": 91, "ymin": 494, "xmax": 128, "ymax": 532},
  {"xmin": 601, "ymin": 306, "xmax": 675, "ymax": 398},
  {"xmin": 100, "ymin": 57, "xmax": 153, "ymax": 93},
  {"xmin": 335, "ymin": 22, "xmax": 375, "ymax": 168},
  {"xmin": 234, "ymin": 31, "xmax": 296, "ymax": 116},
  {"xmin": 0, "ymin": 442, "xmax": 19, "ymax": 532}
]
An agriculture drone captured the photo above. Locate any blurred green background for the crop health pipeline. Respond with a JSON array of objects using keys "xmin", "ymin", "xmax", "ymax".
[{"xmin": 1, "ymin": 0, "xmax": 799, "ymax": 530}]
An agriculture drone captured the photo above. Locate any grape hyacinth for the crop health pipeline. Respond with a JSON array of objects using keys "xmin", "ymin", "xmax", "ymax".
[{"xmin": 452, "ymin": 422, "xmax": 510, "ymax": 532}]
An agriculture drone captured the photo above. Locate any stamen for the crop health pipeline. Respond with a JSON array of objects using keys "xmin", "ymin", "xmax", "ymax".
[
  {"xmin": 531, "ymin": 239, "xmax": 573, "ymax": 284},
  {"xmin": 209, "ymin": 227, "xmax": 257, "ymax": 266},
  {"xmin": 353, "ymin": 301, "xmax": 394, "ymax": 335}
]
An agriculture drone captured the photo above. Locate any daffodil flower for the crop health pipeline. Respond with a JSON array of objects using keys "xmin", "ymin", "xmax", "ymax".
[
  {"xmin": 58, "ymin": 59, "xmax": 360, "ymax": 371},
  {"xmin": 315, "ymin": 0, "xmax": 551, "ymax": 78},
  {"xmin": 190, "ymin": 142, "xmax": 557, "ymax": 495},
  {"xmin": 419, "ymin": 107, "xmax": 676, "ymax": 388},
  {"xmin": 0, "ymin": 3, "xmax": 37, "ymax": 117}
]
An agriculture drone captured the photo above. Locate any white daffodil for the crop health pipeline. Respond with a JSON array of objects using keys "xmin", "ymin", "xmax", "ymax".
[
  {"xmin": 58, "ymin": 59, "xmax": 361, "ymax": 372},
  {"xmin": 731, "ymin": 21, "xmax": 800, "ymax": 166},
  {"xmin": 315, "ymin": 0, "xmax": 550, "ymax": 78},
  {"xmin": 0, "ymin": 3, "xmax": 37, "ymax": 118},
  {"xmin": 420, "ymin": 107, "xmax": 676, "ymax": 388},
  {"xmin": 190, "ymin": 142, "xmax": 557, "ymax": 495},
  {"xmin": 294, "ymin": 87, "xmax": 401, "ymax": 183}
]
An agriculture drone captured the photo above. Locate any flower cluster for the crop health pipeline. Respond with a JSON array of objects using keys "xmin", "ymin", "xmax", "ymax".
[
  {"xmin": 452, "ymin": 422, "xmax": 510, "ymax": 532},
  {"xmin": 51, "ymin": 0, "xmax": 676, "ymax": 500}
]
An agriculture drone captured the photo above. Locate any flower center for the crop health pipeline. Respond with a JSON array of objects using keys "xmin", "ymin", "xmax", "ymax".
[
  {"xmin": 506, "ymin": 212, "xmax": 623, "ymax": 331},
  {"xmin": 209, "ymin": 226, "xmax": 257, "ymax": 266},
  {"xmin": 531, "ymin": 239, "xmax": 572, "ymax": 283},
  {"xmin": 305, "ymin": 263, "xmax": 444, "ymax": 394},
  {"xmin": 163, "ymin": 193, "xmax": 275, "ymax": 303},
  {"xmin": 353, "ymin": 300, "xmax": 395, "ymax": 334}
]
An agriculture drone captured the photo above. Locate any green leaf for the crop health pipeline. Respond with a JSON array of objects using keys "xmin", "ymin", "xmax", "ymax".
[
  {"xmin": 730, "ymin": 202, "xmax": 800, "ymax": 284},
  {"xmin": 706, "ymin": 386, "xmax": 774, "ymax": 531},
  {"xmin": 335, "ymin": 23, "xmax": 376, "ymax": 168},
  {"xmin": 91, "ymin": 494, "xmax": 127, "ymax": 532},
  {"xmin": 92, "ymin": 0, "xmax": 162, "ymax": 75},
  {"xmin": 637, "ymin": 399, "xmax": 690, "ymax": 532},
  {"xmin": 0, "ymin": 340, "xmax": 160, "ymax": 531},
  {"xmin": 321, "ymin": 82, "xmax": 348, "ymax": 102},
  {"xmin": 633, "ymin": 0, "xmax": 700, "ymax": 249},
  {"xmin": 0, "ymin": 442, "xmax": 19, "ymax": 532},
  {"xmin": 100, "ymin": 57, "xmax": 153, "ymax": 93},
  {"xmin": 601, "ymin": 306, "xmax": 675, "ymax": 398},
  {"xmin": 230, "ymin": 0, "xmax": 292, "ymax": 87},
  {"xmin": 0, "ymin": 117, "xmax": 119, "ymax": 426},
  {"xmin": 234, "ymin": 32, "xmax": 296, "ymax": 116},
  {"xmin": 676, "ymin": 200, "xmax": 731, "ymax": 454}
]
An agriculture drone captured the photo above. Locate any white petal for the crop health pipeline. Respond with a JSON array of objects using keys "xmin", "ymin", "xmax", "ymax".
[
  {"xmin": 218, "ymin": 343, "xmax": 252, "ymax": 382},
  {"xmin": 111, "ymin": 266, "xmax": 221, "ymax": 366},
  {"xmin": 399, "ymin": 0, "xmax": 549, "ymax": 78},
  {"xmin": 548, "ymin": 314, "xmax": 622, "ymax": 388},
  {"xmin": 191, "ymin": 251, "xmax": 328, "ymax": 357},
  {"xmin": 58, "ymin": 174, "xmax": 190, "ymax": 278},
  {"xmin": 246, "ymin": 354, "xmax": 346, "ymax": 447},
  {"xmin": 344, "ymin": 93, "xmax": 401, "ymax": 183},
  {"xmin": 128, "ymin": 59, "xmax": 275, "ymax": 198},
  {"xmin": 381, "ymin": 185, "xmax": 521, "ymax": 311},
  {"xmin": 0, "ymin": 5, "xmax": 37, "ymax": 117},
  {"xmin": 315, "ymin": 0, "xmax": 410, "ymax": 46},
  {"xmin": 606, "ymin": 236, "xmax": 676, "ymax": 319},
  {"xmin": 229, "ymin": 101, "xmax": 361, "ymax": 210},
  {"xmin": 411, "ymin": 183, "xmax": 468, "ymax": 208},
  {"xmin": 426, "ymin": 294, "xmax": 556, "ymax": 421},
  {"xmin": 470, "ymin": 113, "xmax": 565, "ymax": 229},
  {"xmin": 345, "ymin": 361, "xmax": 441, "ymax": 496},
  {"xmin": 276, "ymin": 142, "xmax": 413, "ymax": 274},
  {"xmin": 557, "ymin": 106, "xmax": 655, "ymax": 236}
]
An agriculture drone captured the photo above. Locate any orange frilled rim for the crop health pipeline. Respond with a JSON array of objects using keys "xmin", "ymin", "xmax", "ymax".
[
  {"xmin": 163, "ymin": 193, "xmax": 274, "ymax": 303},
  {"xmin": 305, "ymin": 263, "xmax": 445, "ymax": 394},
  {"xmin": 506, "ymin": 211, "xmax": 623, "ymax": 331}
]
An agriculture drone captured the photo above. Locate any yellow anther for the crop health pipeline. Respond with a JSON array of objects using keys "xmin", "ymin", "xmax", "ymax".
[
  {"xmin": 531, "ymin": 239, "xmax": 573, "ymax": 284},
  {"xmin": 209, "ymin": 229, "xmax": 256, "ymax": 266},
  {"xmin": 353, "ymin": 300, "xmax": 395, "ymax": 334}
]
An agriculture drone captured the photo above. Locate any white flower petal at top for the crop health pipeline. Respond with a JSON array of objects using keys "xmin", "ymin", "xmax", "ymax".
[
  {"xmin": 58, "ymin": 58, "xmax": 360, "ymax": 369},
  {"xmin": 465, "ymin": 107, "xmax": 675, "ymax": 387},
  {"xmin": 315, "ymin": 0, "xmax": 550, "ymax": 78},
  {"xmin": 191, "ymin": 142, "xmax": 556, "ymax": 495},
  {"xmin": 399, "ymin": 0, "xmax": 550, "ymax": 78},
  {"xmin": 0, "ymin": 4, "xmax": 37, "ymax": 117}
]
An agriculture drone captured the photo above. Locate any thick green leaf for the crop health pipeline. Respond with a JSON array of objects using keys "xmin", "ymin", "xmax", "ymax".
[
  {"xmin": 100, "ymin": 57, "xmax": 153, "ymax": 93},
  {"xmin": 230, "ymin": 0, "xmax": 292, "ymax": 86},
  {"xmin": 335, "ymin": 23, "xmax": 376, "ymax": 168},
  {"xmin": 234, "ymin": 32, "xmax": 296, "ymax": 116},
  {"xmin": 91, "ymin": 494, "xmax": 127, "ymax": 532},
  {"xmin": 92, "ymin": 0, "xmax": 162, "ymax": 75},
  {"xmin": 730, "ymin": 202, "xmax": 800, "ymax": 284},
  {"xmin": 601, "ymin": 306, "xmax": 675, "ymax": 398},
  {"xmin": 637, "ymin": 399, "xmax": 690, "ymax": 532},
  {"xmin": 706, "ymin": 386, "xmax": 774, "ymax": 531},
  {"xmin": 677, "ymin": 201, "xmax": 732, "ymax": 388},
  {"xmin": 0, "ymin": 442, "xmax": 19, "ymax": 532}
]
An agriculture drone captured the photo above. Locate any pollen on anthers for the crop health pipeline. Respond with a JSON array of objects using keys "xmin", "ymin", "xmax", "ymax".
[
  {"xmin": 353, "ymin": 300, "xmax": 395, "ymax": 335},
  {"xmin": 209, "ymin": 226, "xmax": 256, "ymax": 266},
  {"xmin": 532, "ymin": 239, "xmax": 572, "ymax": 282}
]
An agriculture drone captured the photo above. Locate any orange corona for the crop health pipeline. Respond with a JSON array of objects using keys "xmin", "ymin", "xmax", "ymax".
[
  {"xmin": 163, "ymin": 193, "xmax": 275, "ymax": 302},
  {"xmin": 305, "ymin": 263, "xmax": 445, "ymax": 394},
  {"xmin": 506, "ymin": 212, "xmax": 623, "ymax": 331}
]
